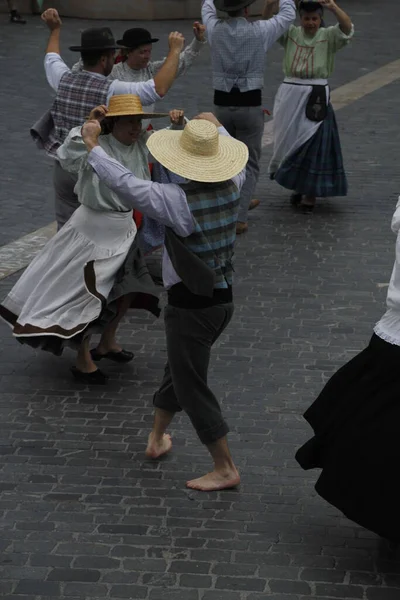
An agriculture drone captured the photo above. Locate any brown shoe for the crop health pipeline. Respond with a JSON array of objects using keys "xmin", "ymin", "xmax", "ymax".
[
  {"xmin": 249, "ymin": 199, "xmax": 260, "ymax": 211},
  {"xmin": 236, "ymin": 222, "xmax": 248, "ymax": 235}
]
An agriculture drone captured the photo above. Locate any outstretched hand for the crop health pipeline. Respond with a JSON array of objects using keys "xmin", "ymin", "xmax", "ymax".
[
  {"xmin": 82, "ymin": 120, "xmax": 102, "ymax": 151},
  {"xmin": 41, "ymin": 8, "xmax": 62, "ymax": 30}
]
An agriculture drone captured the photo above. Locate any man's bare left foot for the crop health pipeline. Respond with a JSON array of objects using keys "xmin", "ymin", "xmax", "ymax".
[
  {"xmin": 186, "ymin": 468, "xmax": 240, "ymax": 492},
  {"xmin": 249, "ymin": 199, "xmax": 260, "ymax": 211},
  {"xmin": 145, "ymin": 433, "xmax": 172, "ymax": 459},
  {"xmin": 236, "ymin": 222, "xmax": 248, "ymax": 235}
]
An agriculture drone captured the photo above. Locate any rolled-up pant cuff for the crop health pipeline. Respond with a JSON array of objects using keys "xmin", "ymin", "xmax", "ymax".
[
  {"xmin": 153, "ymin": 390, "xmax": 182, "ymax": 414},
  {"xmin": 197, "ymin": 421, "xmax": 230, "ymax": 446}
]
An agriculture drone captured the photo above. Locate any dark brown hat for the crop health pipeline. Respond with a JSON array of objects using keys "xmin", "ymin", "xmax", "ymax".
[
  {"xmin": 117, "ymin": 28, "xmax": 159, "ymax": 49},
  {"xmin": 69, "ymin": 27, "xmax": 122, "ymax": 52}
]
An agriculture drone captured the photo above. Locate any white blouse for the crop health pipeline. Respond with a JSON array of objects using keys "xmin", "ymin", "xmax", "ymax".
[{"xmin": 374, "ymin": 197, "xmax": 400, "ymax": 346}]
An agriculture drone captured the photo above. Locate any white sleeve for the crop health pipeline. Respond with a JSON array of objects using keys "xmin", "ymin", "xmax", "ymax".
[
  {"xmin": 108, "ymin": 79, "xmax": 161, "ymax": 107},
  {"xmin": 56, "ymin": 126, "xmax": 88, "ymax": 174},
  {"xmin": 44, "ymin": 53, "xmax": 70, "ymax": 91},
  {"xmin": 87, "ymin": 146, "xmax": 194, "ymax": 237},
  {"xmin": 256, "ymin": 0, "xmax": 296, "ymax": 52},
  {"xmin": 218, "ymin": 126, "xmax": 247, "ymax": 192},
  {"xmin": 201, "ymin": 0, "xmax": 219, "ymax": 44}
]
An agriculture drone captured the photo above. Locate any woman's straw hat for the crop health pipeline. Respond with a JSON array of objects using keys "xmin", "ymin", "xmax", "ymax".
[
  {"xmin": 146, "ymin": 120, "xmax": 249, "ymax": 183},
  {"xmin": 106, "ymin": 94, "xmax": 168, "ymax": 119}
]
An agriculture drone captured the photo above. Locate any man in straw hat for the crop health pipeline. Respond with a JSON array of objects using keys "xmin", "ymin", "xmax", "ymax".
[
  {"xmin": 201, "ymin": 0, "xmax": 296, "ymax": 234},
  {"xmin": 81, "ymin": 113, "xmax": 248, "ymax": 491},
  {"xmin": 38, "ymin": 8, "xmax": 185, "ymax": 230}
]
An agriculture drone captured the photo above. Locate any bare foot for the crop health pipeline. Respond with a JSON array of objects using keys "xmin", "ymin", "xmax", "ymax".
[
  {"xmin": 236, "ymin": 222, "xmax": 248, "ymax": 235},
  {"xmin": 145, "ymin": 433, "xmax": 172, "ymax": 459},
  {"xmin": 248, "ymin": 198, "xmax": 260, "ymax": 211},
  {"xmin": 186, "ymin": 468, "xmax": 240, "ymax": 492}
]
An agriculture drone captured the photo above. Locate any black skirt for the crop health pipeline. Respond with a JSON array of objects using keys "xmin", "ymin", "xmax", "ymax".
[{"xmin": 296, "ymin": 333, "xmax": 400, "ymax": 541}]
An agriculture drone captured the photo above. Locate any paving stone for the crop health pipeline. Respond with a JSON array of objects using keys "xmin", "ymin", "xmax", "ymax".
[
  {"xmin": 109, "ymin": 584, "xmax": 148, "ymax": 598},
  {"xmin": 47, "ymin": 568, "xmax": 101, "ymax": 582},
  {"xmin": 14, "ymin": 581, "xmax": 61, "ymax": 596},
  {"xmin": 215, "ymin": 576, "xmax": 266, "ymax": 592}
]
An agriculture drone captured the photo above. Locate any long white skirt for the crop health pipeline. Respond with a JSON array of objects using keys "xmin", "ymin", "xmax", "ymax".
[
  {"xmin": 269, "ymin": 77, "xmax": 329, "ymax": 175},
  {"xmin": 0, "ymin": 205, "xmax": 136, "ymax": 340}
]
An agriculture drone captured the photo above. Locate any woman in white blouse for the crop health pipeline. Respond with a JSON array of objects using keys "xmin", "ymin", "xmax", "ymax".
[{"xmin": 296, "ymin": 198, "xmax": 400, "ymax": 542}]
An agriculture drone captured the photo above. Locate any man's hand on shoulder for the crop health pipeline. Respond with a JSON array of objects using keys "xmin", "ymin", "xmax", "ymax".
[{"xmin": 193, "ymin": 112, "xmax": 223, "ymax": 128}]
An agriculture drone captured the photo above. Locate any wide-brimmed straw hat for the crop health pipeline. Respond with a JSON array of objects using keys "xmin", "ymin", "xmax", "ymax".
[
  {"xmin": 146, "ymin": 120, "xmax": 249, "ymax": 183},
  {"xmin": 214, "ymin": 0, "xmax": 257, "ymax": 12},
  {"xmin": 105, "ymin": 95, "xmax": 168, "ymax": 120}
]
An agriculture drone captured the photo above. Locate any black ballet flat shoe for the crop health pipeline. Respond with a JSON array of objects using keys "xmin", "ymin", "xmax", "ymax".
[
  {"xmin": 290, "ymin": 193, "xmax": 302, "ymax": 206},
  {"xmin": 10, "ymin": 11, "xmax": 26, "ymax": 24},
  {"xmin": 70, "ymin": 366, "xmax": 109, "ymax": 385},
  {"xmin": 90, "ymin": 348, "xmax": 135, "ymax": 363}
]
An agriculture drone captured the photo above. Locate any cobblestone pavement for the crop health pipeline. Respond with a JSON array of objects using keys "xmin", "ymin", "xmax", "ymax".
[{"xmin": 2, "ymin": 2, "xmax": 400, "ymax": 599}]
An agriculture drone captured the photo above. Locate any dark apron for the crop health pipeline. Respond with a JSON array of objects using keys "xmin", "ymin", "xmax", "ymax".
[
  {"xmin": 284, "ymin": 81, "xmax": 329, "ymax": 122},
  {"xmin": 306, "ymin": 85, "xmax": 328, "ymax": 122}
]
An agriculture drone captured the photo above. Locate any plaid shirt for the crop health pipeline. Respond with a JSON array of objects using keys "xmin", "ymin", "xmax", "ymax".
[
  {"xmin": 44, "ymin": 71, "xmax": 111, "ymax": 157},
  {"xmin": 201, "ymin": 0, "xmax": 296, "ymax": 92}
]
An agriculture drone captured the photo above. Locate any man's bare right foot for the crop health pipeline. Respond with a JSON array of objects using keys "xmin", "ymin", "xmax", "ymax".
[{"xmin": 145, "ymin": 433, "xmax": 172, "ymax": 459}]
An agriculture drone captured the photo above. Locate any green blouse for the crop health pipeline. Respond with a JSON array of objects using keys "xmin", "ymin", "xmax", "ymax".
[
  {"xmin": 57, "ymin": 128, "xmax": 152, "ymax": 213},
  {"xmin": 280, "ymin": 23, "xmax": 354, "ymax": 80}
]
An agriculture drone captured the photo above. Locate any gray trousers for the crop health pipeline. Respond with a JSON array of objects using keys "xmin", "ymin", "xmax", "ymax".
[
  {"xmin": 53, "ymin": 160, "xmax": 79, "ymax": 231},
  {"xmin": 215, "ymin": 105, "xmax": 265, "ymax": 223},
  {"xmin": 153, "ymin": 302, "xmax": 234, "ymax": 445}
]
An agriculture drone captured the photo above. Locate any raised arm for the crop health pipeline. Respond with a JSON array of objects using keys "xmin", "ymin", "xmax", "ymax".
[
  {"xmin": 152, "ymin": 32, "xmax": 186, "ymax": 96},
  {"xmin": 321, "ymin": 0, "xmax": 352, "ymax": 35},
  {"xmin": 56, "ymin": 106, "xmax": 108, "ymax": 173},
  {"xmin": 151, "ymin": 24, "xmax": 207, "ymax": 78},
  {"xmin": 41, "ymin": 8, "xmax": 70, "ymax": 91},
  {"xmin": 256, "ymin": 0, "xmax": 296, "ymax": 51},
  {"xmin": 81, "ymin": 121, "xmax": 194, "ymax": 236},
  {"xmin": 42, "ymin": 8, "xmax": 62, "ymax": 55},
  {"xmin": 201, "ymin": 0, "xmax": 219, "ymax": 44},
  {"xmin": 262, "ymin": 0, "xmax": 280, "ymax": 20}
]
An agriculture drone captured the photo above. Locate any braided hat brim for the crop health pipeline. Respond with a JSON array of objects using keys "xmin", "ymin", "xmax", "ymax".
[
  {"xmin": 147, "ymin": 128, "xmax": 249, "ymax": 183},
  {"xmin": 105, "ymin": 110, "xmax": 168, "ymax": 119}
]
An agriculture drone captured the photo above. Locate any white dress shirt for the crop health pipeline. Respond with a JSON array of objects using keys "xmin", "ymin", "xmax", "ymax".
[
  {"xmin": 374, "ymin": 197, "xmax": 400, "ymax": 346},
  {"xmin": 44, "ymin": 53, "xmax": 160, "ymax": 107},
  {"xmin": 86, "ymin": 127, "xmax": 246, "ymax": 289}
]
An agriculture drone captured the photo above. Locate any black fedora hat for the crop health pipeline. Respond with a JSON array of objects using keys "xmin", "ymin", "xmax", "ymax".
[
  {"xmin": 214, "ymin": 0, "xmax": 257, "ymax": 11},
  {"xmin": 117, "ymin": 28, "xmax": 159, "ymax": 49},
  {"xmin": 69, "ymin": 27, "xmax": 122, "ymax": 52}
]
